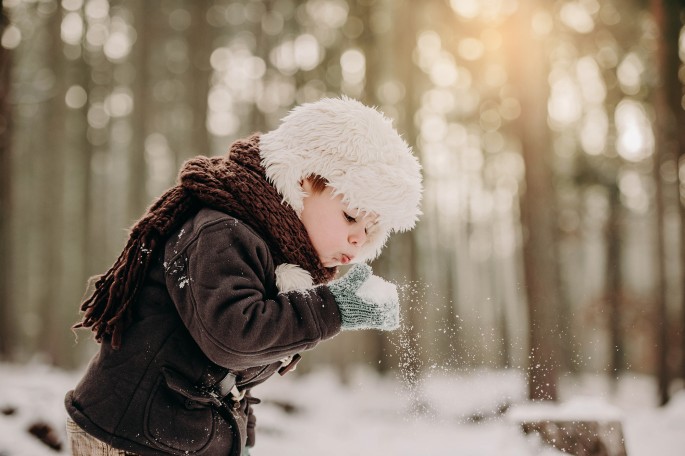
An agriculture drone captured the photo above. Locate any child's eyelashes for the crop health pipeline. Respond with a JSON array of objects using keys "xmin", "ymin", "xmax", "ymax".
[{"xmin": 344, "ymin": 212, "xmax": 370, "ymax": 235}]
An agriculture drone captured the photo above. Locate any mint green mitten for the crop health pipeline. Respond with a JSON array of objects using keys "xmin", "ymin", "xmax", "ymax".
[{"xmin": 328, "ymin": 264, "xmax": 400, "ymax": 331}]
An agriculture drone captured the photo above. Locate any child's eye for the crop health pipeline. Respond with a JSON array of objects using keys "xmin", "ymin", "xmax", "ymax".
[{"xmin": 344, "ymin": 212, "xmax": 356, "ymax": 223}]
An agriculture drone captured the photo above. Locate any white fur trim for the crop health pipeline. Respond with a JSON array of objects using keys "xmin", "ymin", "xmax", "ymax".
[
  {"xmin": 275, "ymin": 263, "xmax": 314, "ymax": 292},
  {"xmin": 260, "ymin": 96, "xmax": 423, "ymax": 262}
]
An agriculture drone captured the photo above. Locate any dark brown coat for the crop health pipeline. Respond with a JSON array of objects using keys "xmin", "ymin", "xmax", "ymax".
[{"xmin": 65, "ymin": 208, "xmax": 341, "ymax": 455}]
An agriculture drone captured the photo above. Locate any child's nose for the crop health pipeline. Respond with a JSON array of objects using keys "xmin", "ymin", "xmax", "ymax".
[{"xmin": 349, "ymin": 226, "xmax": 367, "ymax": 247}]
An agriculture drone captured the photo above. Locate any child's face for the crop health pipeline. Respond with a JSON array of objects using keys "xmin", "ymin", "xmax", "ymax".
[{"xmin": 299, "ymin": 179, "xmax": 377, "ymax": 267}]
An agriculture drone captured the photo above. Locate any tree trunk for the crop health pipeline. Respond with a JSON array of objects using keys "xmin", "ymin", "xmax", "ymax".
[
  {"xmin": 188, "ymin": 0, "xmax": 210, "ymax": 156},
  {"xmin": 606, "ymin": 187, "xmax": 624, "ymax": 381},
  {"xmin": 382, "ymin": 0, "xmax": 424, "ymax": 390},
  {"xmin": 128, "ymin": 0, "xmax": 150, "ymax": 220},
  {"xmin": 653, "ymin": 0, "xmax": 685, "ymax": 391},
  {"xmin": 41, "ymin": 3, "xmax": 68, "ymax": 365},
  {"xmin": 651, "ymin": 0, "xmax": 682, "ymax": 406},
  {"xmin": 676, "ymin": 10, "xmax": 685, "ymax": 389},
  {"xmin": 0, "ymin": 1, "xmax": 14, "ymax": 360},
  {"xmin": 506, "ymin": 3, "xmax": 560, "ymax": 401},
  {"xmin": 61, "ymin": 4, "xmax": 92, "ymax": 367},
  {"xmin": 356, "ymin": 0, "xmax": 392, "ymax": 373}
]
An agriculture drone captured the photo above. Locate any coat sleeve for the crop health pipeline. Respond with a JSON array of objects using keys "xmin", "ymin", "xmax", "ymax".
[{"xmin": 164, "ymin": 216, "xmax": 341, "ymax": 370}]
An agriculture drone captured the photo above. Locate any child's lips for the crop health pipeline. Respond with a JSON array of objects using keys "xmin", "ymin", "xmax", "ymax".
[{"xmin": 340, "ymin": 254, "xmax": 352, "ymax": 265}]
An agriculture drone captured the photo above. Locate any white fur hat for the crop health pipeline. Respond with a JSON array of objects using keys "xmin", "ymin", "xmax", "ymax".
[{"xmin": 260, "ymin": 96, "xmax": 423, "ymax": 262}]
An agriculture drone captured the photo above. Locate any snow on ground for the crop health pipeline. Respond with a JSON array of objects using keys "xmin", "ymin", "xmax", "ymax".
[{"xmin": 1, "ymin": 362, "xmax": 684, "ymax": 455}]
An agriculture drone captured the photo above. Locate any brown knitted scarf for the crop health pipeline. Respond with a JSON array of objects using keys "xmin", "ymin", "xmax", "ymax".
[{"xmin": 75, "ymin": 134, "xmax": 336, "ymax": 349}]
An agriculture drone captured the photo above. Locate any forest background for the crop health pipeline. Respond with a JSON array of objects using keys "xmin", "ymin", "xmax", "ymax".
[{"xmin": 0, "ymin": 0, "xmax": 684, "ymax": 407}]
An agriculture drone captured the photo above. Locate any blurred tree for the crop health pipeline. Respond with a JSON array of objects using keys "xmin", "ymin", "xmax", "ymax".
[
  {"xmin": 40, "ymin": 0, "xmax": 68, "ymax": 365},
  {"xmin": 60, "ymin": 0, "xmax": 92, "ymax": 367},
  {"xmin": 605, "ymin": 185, "xmax": 625, "ymax": 378},
  {"xmin": 651, "ymin": 0, "xmax": 683, "ymax": 405},
  {"xmin": 351, "ymin": 0, "xmax": 389, "ymax": 372},
  {"xmin": 678, "ymin": 24, "xmax": 685, "ymax": 390},
  {"xmin": 390, "ymin": 0, "xmax": 423, "ymax": 392},
  {"xmin": 0, "ymin": 0, "xmax": 14, "ymax": 359},
  {"xmin": 128, "ymin": 0, "xmax": 152, "ymax": 221},
  {"xmin": 506, "ymin": 2, "xmax": 560, "ymax": 401},
  {"xmin": 249, "ymin": 0, "xmax": 269, "ymax": 132},
  {"xmin": 187, "ymin": 1, "xmax": 210, "ymax": 157},
  {"xmin": 572, "ymin": 154, "xmax": 627, "ymax": 382}
]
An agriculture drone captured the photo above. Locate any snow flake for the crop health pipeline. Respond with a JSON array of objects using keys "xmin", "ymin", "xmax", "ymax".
[{"xmin": 178, "ymin": 276, "xmax": 190, "ymax": 289}]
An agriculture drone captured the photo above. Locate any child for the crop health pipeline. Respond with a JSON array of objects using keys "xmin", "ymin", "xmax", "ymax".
[{"xmin": 65, "ymin": 97, "xmax": 422, "ymax": 456}]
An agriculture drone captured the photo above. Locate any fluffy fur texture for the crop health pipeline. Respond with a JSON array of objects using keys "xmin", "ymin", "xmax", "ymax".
[
  {"xmin": 260, "ymin": 97, "xmax": 423, "ymax": 262},
  {"xmin": 275, "ymin": 263, "xmax": 314, "ymax": 292}
]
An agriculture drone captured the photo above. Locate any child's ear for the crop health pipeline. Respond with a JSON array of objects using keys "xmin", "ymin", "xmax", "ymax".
[{"xmin": 300, "ymin": 178, "xmax": 312, "ymax": 194}]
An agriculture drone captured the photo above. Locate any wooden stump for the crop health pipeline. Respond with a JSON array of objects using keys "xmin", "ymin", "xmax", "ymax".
[
  {"xmin": 509, "ymin": 398, "xmax": 628, "ymax": 455},
  {"xmin": 520, "ymin": 420, "xmax": 627, "ymax": 456}
]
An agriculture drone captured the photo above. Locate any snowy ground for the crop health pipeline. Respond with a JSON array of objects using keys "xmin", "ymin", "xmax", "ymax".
[{"xmin": 1, "ymin": 362, "xmax": 684, "ymax": 455}]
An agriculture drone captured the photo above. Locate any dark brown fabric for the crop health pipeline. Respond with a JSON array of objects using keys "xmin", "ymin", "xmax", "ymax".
[
  {"xmin": 75, "ymin": 134, "xmax": 336, "ymax": 348},
  {"xmin": 66, "ymin": 209, "xmax": 342, "ymax": 456}
]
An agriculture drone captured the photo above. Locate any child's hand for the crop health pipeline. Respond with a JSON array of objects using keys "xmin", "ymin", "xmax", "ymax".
[{"xmin": 328, "ymin": 264, "xmax": 400, "ymax": 331}]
